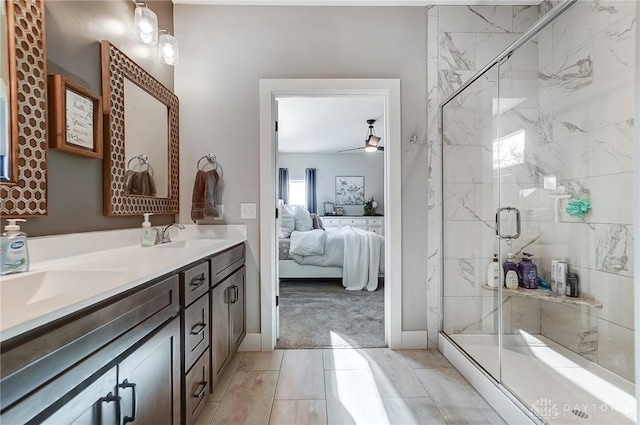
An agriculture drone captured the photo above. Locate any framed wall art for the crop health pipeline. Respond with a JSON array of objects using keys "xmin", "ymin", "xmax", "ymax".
[
  {"xmin": 335, "ymin": 176, "xmax": 365, "ymax": 205},
  {"xmin": 48, "ymin": 74, "xmax": 103, "ymax": 159}
]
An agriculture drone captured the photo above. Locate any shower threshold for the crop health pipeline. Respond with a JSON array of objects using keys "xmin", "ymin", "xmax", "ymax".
[{"xmin": 448, "ymin": 333, "xmax": 635, "ymax": 424}]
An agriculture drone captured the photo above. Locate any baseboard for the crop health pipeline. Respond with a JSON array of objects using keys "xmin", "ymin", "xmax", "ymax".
[
  {"xmin": 401, "ymin": 331, "xmax": 428, "ymax": 349},
  {"xmin": 238, "ymin": 333, "xmax": 262, "ymax": 351},
  {"xmin": 439, "ymin": 333, "xmax": 540, "ymax": 425}
]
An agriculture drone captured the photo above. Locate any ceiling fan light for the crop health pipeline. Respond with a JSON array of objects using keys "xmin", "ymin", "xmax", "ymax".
[{"xmin": 365, "ymin": 146, "xmax": 378, "ymax": 153}]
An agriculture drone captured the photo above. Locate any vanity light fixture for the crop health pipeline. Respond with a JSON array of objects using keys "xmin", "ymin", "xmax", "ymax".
[
  {"xmin": 133, "ymin": 2, "xmax": 158, "ymax": 45},
  {"xmin": 159, "ymin": 30, "xmax": 179, "ymax": 65}
]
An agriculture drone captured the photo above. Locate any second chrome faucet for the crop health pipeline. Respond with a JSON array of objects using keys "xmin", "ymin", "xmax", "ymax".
[{"xmin": 155, "ymin": 223, "xmax": 186, "ymax": 245}]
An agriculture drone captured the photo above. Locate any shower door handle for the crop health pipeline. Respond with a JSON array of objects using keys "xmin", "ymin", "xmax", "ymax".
[{"xmin": 495, "ymin": 207, "xmax": 521, "ymax": 240}]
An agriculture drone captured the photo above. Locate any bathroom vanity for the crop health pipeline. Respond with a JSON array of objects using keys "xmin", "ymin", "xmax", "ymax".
[{"xmin": 0, "ymin": 225, "xmax": 246, "ymax": 425}]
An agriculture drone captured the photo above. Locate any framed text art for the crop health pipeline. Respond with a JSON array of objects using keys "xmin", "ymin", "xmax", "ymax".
[
  {"xmin": 335, "ymin": 176, "xmax": 365, "ymax": 205},
  {"xmin": 47, "ymin": 74, "xmax": 103, "ymax": 159}
]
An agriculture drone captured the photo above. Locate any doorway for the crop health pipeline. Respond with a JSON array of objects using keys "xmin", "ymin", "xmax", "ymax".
[
  {"xmin": 275, "ymin": 96, "xmax": 386, "ymax": 349},
  {"xmin": 259, "ymin": 79, "xmax": 402, "ymax": 351}
]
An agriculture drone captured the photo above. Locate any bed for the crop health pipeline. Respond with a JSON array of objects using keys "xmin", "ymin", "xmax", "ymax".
[{"xmin": 277, "ymin": 204, "xmax": 384, "ymax": 291}]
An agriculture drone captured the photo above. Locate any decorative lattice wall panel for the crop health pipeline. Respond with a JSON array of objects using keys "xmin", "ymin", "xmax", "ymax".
[
  {"xmin": 0, "ymin": 0, "xmax": 47, "ymax": 217},
  {"xmin": 101, "ymin": 41, "xmax": 179, "ymax": 216}
]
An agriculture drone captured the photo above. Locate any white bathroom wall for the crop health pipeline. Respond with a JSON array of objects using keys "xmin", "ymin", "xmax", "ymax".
[
  {"xmin": 278, "ymin": 153, "xmax": 384, "ymax": 216},
  {"xmin": 534, "ymin": 0, "xmax": 637, "ymax": 382}
]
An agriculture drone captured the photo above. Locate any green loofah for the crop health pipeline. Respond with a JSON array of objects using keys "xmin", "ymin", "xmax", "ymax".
[{"xmin": 566, "ymin": 197, "xmax": 591, "ymax": 217}]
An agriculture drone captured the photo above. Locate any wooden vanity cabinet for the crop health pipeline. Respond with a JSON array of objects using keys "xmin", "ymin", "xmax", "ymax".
[
  {"xmin": 180, "ymin": 261, "xmax": 211, "ymax": 425},
  {"xmin": 210, "ymin": 243, "xmax": 246, "ymax": 391},
  {"xmin": 0, "ymin": 274, "xmax": 181, "ymax": 425}
]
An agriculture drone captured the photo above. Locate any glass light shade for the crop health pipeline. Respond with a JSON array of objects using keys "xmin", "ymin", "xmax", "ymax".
[
  {"xmin": 134, "ymin": 4, "xmax": 158, "ymax": 44},
  {"xmin": 365, "ymin": 146, "xmax": 378, "ymax": 152},
  {"xmin": 365, "ymin": 135, "xmax": 381, "ymax": 152},
  {"xmin": 159, "ymin": 33, "xmax": 179, "ymax": 65}
]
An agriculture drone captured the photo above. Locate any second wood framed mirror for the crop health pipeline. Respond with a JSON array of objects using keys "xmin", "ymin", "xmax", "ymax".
[{"xmin": 101, "ymin": 40, "xmax": 179, "ymax": 216}]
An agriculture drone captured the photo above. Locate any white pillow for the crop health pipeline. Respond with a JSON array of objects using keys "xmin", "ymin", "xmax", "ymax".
[
  {"xmin": 279, "ymin": 206, "xmax": 295, "ymax": 238},
  {"xmin": 292, "ymin": 206, "xmax": 313, "ymax": 232}
]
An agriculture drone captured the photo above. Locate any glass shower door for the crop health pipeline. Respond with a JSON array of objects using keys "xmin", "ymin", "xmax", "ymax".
[{"xmin": 441, "ymin": 63, "xmax": 502, "ymax": 381}]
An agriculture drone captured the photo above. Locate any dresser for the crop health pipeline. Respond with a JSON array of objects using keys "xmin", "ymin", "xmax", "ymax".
[{"xmin": 321, "ymin": 216, "xmax": 384, "ymax": 236}]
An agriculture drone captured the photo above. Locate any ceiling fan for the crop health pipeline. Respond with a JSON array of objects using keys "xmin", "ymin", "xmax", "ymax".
[{"xmin": 338, "ymin": 119, "xmax": 384, "ymax": 153}]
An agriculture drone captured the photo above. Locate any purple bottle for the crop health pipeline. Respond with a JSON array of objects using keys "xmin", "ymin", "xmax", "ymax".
[{"xmin": 519, "ymin": 252, "xmax": 538, "ymax": 289}]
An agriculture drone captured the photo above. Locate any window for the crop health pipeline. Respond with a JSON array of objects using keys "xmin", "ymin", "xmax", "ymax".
[
  {"xmin": 289, "ymin": 179, "xmax": 306, "ymax": 206},
  {"xmin": 493, "ymin": 129, "xmax": 525, "ymax": 170}
]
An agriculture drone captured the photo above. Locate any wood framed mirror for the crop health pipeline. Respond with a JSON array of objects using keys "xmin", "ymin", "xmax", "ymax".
[
  {"xmin": 0, "ymin": 0, "xmax": 48, "ymax": 217},
  {"xmin": 100, "ymin": 40, "xmax": 179, "ymax": 216}
]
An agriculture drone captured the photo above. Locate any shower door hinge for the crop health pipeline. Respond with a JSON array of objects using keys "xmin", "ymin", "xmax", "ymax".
[
  {"xmin": 276, "ymin": 295, "xmax": 279, "ymax": 307},
  {"xmin": 275, "ymin": 121, "xmax": 278, "ymax": 132}
]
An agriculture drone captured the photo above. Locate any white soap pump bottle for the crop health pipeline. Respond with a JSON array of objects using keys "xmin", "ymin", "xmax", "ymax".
[
  {"xmin": 0, "ymin": 219, "xmax": 30, "ymax": 275},
  {"xmin": 141, "ymin": 213, "xmax": 155, "ymax": 247},
  {"xmin": 486, "ymin": 254, "xmax": 500, "ymax": 288}
]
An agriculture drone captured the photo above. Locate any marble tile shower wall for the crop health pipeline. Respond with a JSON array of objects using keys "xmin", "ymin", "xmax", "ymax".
[
  {"xmin": 535, "ymin": 0, "xmax": 636, "ymax": 382},
  {"xmin": 428, "ymin": 1, "xmax": 637, "ymax": 383},
  {"xmin": 426, "ymin": 5, "xmax": 539, "ymax": 347}
]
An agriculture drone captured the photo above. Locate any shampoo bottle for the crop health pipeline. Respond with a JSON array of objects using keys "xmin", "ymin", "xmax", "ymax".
[
  {"xmin": 0, "ymin": 219, "xmax": 30, "ymax": 275},
  {"xmin": 486, "ymin": 254, "xmax": 500, "ymax": 288},
  {"xmin": 503, "ymin": 253, "xmax": 520, "ymax": 289},
  {"xmin": 519, "ymin": 252, "xmax": 538, "ymax": 289},
  {"xmin": 141, "ymin": 213, "xmax": 155, "ymax": 247}
]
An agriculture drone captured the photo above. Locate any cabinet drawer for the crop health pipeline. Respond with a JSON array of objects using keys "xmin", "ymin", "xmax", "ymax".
[
  {"xmin": 341, "ymin": 218, "xmax": 366, "ymax": 226},
  {"xmin": 211, "ymin": 243, "xmax": 245, "ymax": 284},
  {"xmin": 185, "ymin": 349, "xmax": 210, "ymax": 425},
  {"xmin": 182, "ymin": 262, "xmax": 210, "ymax": 307},
  {"xmin": 322, "ymin": 218, "xmax": 340, "ymax": 226},
  {"xmin": 368, "ymin": 226, "xmax": 382, "ymax": 235},
  {"xmin": 183, "ymin": 294, "xmax": 210, "ymax": 371},
  {"xmin": 367, "ymin": 218, "xmax": 382, "ymax": 226}
]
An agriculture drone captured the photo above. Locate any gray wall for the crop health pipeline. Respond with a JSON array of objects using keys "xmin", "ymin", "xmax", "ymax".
[
  {"xmin": 175, "ymin": 6, "xmax": 429, "ymax": 334},
  {"xmin": 11, "ymin": 1, "xmax": 175, "ymax": 237},
  {"xmin": 278, "ymin": 152, "xmax": 384, "ymax": 216}
]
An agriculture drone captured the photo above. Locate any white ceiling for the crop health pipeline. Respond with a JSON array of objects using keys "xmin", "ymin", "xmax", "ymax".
[
  {"xmin": 277, "ymin": 96, "xmax": 385, "ymax": 153},
  {"xmin": 175, "ymin": 0, "xmax": 539, "ymax": 5}
]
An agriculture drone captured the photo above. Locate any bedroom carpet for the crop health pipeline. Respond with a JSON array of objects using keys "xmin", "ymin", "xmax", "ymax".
[{"xmin": 276, "ymin": 279, "xmax": 385, "ymax": 349}]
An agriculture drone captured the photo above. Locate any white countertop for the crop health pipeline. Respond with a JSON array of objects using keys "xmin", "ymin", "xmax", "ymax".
[{"xmin": 0, "ymin": 224, "xmax": 246, "ymax": 342}]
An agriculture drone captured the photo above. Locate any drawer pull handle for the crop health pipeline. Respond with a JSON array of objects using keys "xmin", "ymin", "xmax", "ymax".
[
  {"xmin": 98, "ymin": 392, "xmax": 122, "ymax": 425},
  {"xmin": 117, "ymin": 380, "xmax": 137, "ymax": 424},
  {"xmin": 192, "ymin": 381, "xmax": 208, "ymax": 398},
  {"xmin": 190, "ymin": 322, "xmax": 207, "ymax": 335},
  {"xmin": 190, "ymin": 274, "xmax": 207, "ymax": 289}
]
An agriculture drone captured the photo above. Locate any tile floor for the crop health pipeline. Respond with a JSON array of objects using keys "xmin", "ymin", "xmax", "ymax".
[{"xmin": 195, "ymin": 348, "xmax": 505, "ymax": 425}]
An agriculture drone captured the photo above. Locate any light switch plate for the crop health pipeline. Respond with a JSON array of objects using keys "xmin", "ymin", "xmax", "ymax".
[{"xmin": 240, "ymin": 203, "xmax": 257, "ymax": 219}]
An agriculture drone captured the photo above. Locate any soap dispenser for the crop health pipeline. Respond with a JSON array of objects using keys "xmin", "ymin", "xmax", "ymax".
[
  {"xmin": 141, "ymin": 213, "xmax": 155, "ymax": 247},
  {"xmin": 519, "ymin": 252, "xmax": 538, "ymax": 289},
  {"xmin": 1, "ymin": 219, "xmax": 30, "ymax": 275},
  {"xmin": 503, "ymin": 253, "xmax": 519, "ymax": 289}
]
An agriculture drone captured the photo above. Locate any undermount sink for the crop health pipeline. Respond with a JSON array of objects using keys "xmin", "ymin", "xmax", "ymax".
[
  {"xmin": 155, "ymin": 239, "xmax": 219, "ymax": 249},
  {"xmin": 1, "ymin": 270, "xmax": 128, "ymax": 311}
]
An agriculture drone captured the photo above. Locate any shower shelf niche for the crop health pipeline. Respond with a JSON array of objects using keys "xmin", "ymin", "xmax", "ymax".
[{"xmin": 482, "ymin": 285, "xmax": 602, "ymax": 308}]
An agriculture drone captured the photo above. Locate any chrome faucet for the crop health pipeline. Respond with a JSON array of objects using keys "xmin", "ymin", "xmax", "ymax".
[{"xmin": 155, "ymin": 223, "xmax": 186, "ymax": 244}]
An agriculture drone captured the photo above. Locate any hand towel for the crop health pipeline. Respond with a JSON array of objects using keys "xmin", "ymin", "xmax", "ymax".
[
  {"xmin": 191, "ymin": 169, "xmax": 220, "ymax": 221},
  {"xmin": 125, "ymin": 170, "xmax": 157, "ymax": 196}
]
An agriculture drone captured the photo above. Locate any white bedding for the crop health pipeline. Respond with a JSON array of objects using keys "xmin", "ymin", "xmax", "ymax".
[
  {"xmin": 289, "ymin": 229, "xmax": 327, "ymax": 256},
  {"xmin": 287, "ymin": 227, "xmax": 384, "ymax": 291}
]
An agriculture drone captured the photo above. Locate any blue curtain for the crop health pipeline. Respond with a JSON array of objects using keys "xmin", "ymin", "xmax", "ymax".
[
  {"xmin": 278, "ymin": 168, "xmax": 289, "ymax": 205},
  {"xmin": 305, "ymin": 168, "xmax": 317, "ymax": 213}
]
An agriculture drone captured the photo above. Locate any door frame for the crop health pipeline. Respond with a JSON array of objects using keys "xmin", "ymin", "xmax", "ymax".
[{"xmin": 259, "ymin": 78, "xmax": 402, "ymax": 350}]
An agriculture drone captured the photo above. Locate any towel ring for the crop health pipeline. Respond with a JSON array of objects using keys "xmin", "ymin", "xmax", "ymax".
[
  {"xmin": 197, "ymin": 153, "xmax": 219, "ymax": 171},
  {"xmin": 127, "ymin": 154, "xmax": 151, "ymax": 173}
]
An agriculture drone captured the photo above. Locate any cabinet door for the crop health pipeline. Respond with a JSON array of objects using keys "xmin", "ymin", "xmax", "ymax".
[
  {"xmin": 211, "ymin": 282, "xmax": 230, "ymax": 377},
  {"xmin": 117, "ymin": 318, "xmax": 181, "ymax": 425},
  {"xmin": 230, "ymin": 266, "xmax": 246, "ymax": 349},
  {"xmin": 42, "ymin": 367, "xmax": 119, "ymax": 425}
]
